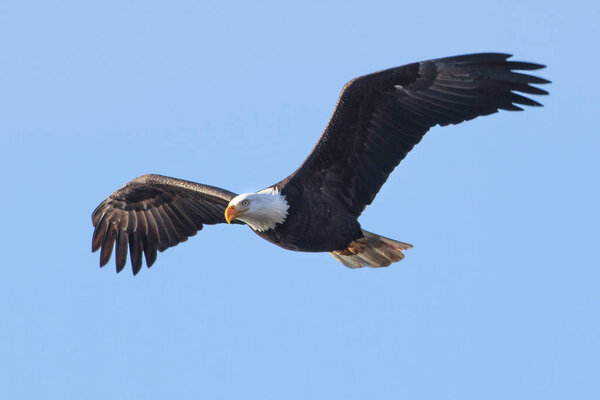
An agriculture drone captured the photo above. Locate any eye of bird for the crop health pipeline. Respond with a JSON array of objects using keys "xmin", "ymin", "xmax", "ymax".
[{"xmin": 242, "ymin": 200, "xmax": 249, "ymax": 206}]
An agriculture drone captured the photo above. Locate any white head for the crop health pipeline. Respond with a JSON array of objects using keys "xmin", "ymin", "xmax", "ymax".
[{"xmin": 224, "ymin": 187, "xmax": 289, "ymax": 232}]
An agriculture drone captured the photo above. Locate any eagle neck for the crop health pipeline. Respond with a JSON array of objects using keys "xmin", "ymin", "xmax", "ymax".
[{"xmin": 239, "ymin": 188, "xmax": 289, "ymax": 232}]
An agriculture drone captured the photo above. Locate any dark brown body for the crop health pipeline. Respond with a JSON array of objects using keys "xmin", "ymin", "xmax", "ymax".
[{"xmin": 253, "ymin": 183, "xmax": 363, "ymax": 252}]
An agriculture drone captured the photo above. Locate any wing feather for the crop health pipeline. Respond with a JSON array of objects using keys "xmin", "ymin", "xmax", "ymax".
[
  {"xmin": 283, "ymin": 53, "xmax": 549, "ymax": 216},
  {"xmin": 91, "ymin": 174, "xmax": 240, "ymax": 274}
]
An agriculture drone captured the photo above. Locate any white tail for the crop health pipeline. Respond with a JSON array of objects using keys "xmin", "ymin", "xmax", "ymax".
[{"xmin": 329, "ymin": 230, "xmax": 413, "ymax": 269}]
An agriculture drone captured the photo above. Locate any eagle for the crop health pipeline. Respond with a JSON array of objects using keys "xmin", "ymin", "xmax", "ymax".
[{"xmin": 92, "ymin": 53, "xmax": 549, "ymax": 275}]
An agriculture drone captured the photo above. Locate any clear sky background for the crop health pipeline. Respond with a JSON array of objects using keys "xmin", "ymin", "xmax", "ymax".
[{"xmin": 1, "ymin": 1, "xmax": 598, "ymax": 399}]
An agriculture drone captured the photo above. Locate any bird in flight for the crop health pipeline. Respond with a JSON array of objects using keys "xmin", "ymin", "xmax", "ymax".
[{"xmin": 92, "ymin": 53, "xmax": 549, "ymax": 275}]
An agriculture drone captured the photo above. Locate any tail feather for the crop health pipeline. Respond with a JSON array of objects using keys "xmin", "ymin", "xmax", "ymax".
[{"xmin": 330, "ymin": 230, "xmax": 413, "ymax": 269}]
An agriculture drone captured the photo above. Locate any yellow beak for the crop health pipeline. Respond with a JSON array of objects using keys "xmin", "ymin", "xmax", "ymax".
[{"xmin": 225, "ymin": 205, "xmax": 244, "ymax": 224}]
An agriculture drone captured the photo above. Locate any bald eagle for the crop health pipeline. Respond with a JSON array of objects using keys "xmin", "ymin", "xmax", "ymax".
[{"xmin": 92, "ymin": 53, "xmax": 549, "ymax": 275}]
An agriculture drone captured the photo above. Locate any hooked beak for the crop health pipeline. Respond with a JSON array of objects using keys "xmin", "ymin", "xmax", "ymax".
[{"xmin": 225, "ymin": 205, "xmax": 245, "ymax": 224}]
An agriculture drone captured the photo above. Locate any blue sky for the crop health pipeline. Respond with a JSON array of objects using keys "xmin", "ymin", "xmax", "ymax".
[{"xmin": 1, "ymin": 1, "xmax": 598, "ymax": 399}]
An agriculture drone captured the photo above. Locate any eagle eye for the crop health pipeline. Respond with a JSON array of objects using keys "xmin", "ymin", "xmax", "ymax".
[{"xmin": 242, "ymin": 200, "xmax": 249, "ymax": 206}]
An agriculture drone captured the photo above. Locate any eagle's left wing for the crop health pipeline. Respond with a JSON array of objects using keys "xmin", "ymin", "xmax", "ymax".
[{"xmin": 283, "ymin": 53, "xmax": 549, "ymax": 217}]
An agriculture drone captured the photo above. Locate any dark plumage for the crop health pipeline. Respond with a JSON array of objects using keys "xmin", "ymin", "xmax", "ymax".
[
  {"xmin": 92, "ymin": 175, "xmax": 241, "ymax": 275},
  {"xmin": 92, "ymin": 53, "xmax": 549, "ymax": 274}
]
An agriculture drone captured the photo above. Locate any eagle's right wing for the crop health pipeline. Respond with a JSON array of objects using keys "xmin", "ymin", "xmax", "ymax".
[{"xmin": 91, "ymin": 174, "xmax": 241, "ymax": 275}]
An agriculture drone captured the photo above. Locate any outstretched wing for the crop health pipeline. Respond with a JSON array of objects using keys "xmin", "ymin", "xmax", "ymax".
[
  {"xmin": 91, "ymin": 174, "xmax": 240, "ymax": 275},
  {"xmin": 284, "ymin": 53, "xmax": 549, "ymax": 217}
]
